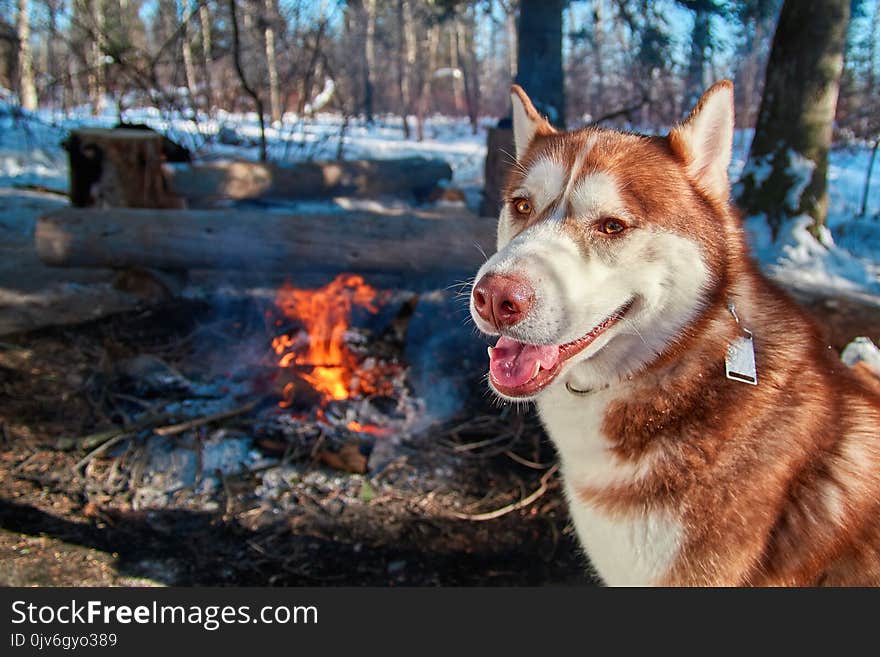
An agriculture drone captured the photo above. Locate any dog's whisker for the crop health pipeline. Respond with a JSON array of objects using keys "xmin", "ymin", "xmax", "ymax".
[{"xmin": 621, "ymin": 317, "xmax": 649, "ymax": 347}]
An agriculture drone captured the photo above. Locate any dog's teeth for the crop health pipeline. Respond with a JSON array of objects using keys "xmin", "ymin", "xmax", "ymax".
[
  {"xmin": 487, "ymin": 347, "xmax": 494, "ymax": 358},
  {"xmin": 532, "ymin": 362, "xmax": 541, "ymax": 379}
]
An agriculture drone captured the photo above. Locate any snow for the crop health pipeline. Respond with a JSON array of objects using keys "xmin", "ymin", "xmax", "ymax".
[
  {"xmin": 0, "ymin": 102, "xmax": 878, "ymax": 302},
  {"xmin": 0, "ymin": 108, "xmax": 68, "ymax": 192},
  {"xmin": 782, "ymin": 149, "xmax": 817, "ymax": 212},
  {"xmin": 730, "ymin": 133, "xmax": 880, "ymax": 299},
  {"xmin": 746, "ymin": 214, "xmax": 880, "ymax": 297},
  {"xmin": 841, "ymin": 337, "xmax": 880, "ymax": 377}
]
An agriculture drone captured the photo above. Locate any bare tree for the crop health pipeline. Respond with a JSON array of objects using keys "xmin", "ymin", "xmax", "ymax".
[
  {"xmin": 516, "ymin": 0, "xmax": 565, "ymax": 127},
  {"xmin": 16, "ymin": 0, "xmax": 38, "ymax": 110},
  {"xmin": 501, "ymin": 0, "xmax": 517, "ymax": 79},
  {"xmin": 72, "ymin": 0, "xmax": 106, "ymax": 114},
  {"xmin": 455, "ymin": 8, "xmax": 479, "ymax": 134},
  {"xmin": 731, "ymin": 0, "xmax": 780, "ymax": 164},
  {"xmin": 179, "ymin": 1, "xmax": 198, "ymax": 109},
  {"xmin": 415, "ymin": 21, "xmax": 440, "ymax": 142},
  {"xmin": 297, "ymin": 6, "xmax": 329, "ymax": 117},
  {"xmin": 363, "ymin": 0, "xmax": 376, "ymax": 123},
  {"xmin": 397, "ymin": 0, "xmax": 416, "ymax": 137},
  {"xmin": 198, "ymin": 1, "xmax": 215, "ymax": 111},
  {"xmin": 264, "ymin": 0, "xmax": 282, "ymax": 124}
]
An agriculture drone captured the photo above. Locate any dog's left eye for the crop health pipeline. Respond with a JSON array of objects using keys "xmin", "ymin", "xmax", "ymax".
[
  {"xmin": 599, "ymin": 218, "xmax": 626, "ymax": 235},
  {"xmin": 512, "ymin": 198, "xmax": 532, "ymax": 215}
]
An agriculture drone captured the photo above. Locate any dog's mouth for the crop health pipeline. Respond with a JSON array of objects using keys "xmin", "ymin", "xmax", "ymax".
[{"xmin": 487, "ymin": 299, "xmax": 633, "ymax": 398}]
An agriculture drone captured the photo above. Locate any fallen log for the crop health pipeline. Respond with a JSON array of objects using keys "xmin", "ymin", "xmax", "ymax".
[
  {"xmin": 164, "ymin": 157, "xmax": 453, "ymax": 204},
  {"xmin": 0, "ymin": 283, "xmax": 146, "ymax": 336},
  {"xmin": 35, "ymin": 207, "xmax": 496, "ymax": 275}
]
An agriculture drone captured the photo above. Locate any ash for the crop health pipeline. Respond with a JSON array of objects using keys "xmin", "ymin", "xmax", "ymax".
[{"xmin": 85, "ymin": 286, "xmax": 485, "ymax": 514}]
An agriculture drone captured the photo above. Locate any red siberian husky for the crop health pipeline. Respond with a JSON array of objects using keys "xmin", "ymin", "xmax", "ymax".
[{"xmin": 470, "ymin": 81, "xmax": 880, "ymax": 586}]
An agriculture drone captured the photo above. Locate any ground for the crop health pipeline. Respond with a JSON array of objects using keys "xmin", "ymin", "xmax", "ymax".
[
  {"xmin": 2, "ymin": 281, "xmax": 878, "ymax": 586},
  {"xmin": 0, "ymin": 299, "xmax": 594, "ymax": 586}
]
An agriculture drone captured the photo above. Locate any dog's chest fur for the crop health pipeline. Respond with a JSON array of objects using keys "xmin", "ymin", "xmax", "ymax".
[{"xmin": 538, "ymin": 386, "xmax": 682, "ymax": 586}]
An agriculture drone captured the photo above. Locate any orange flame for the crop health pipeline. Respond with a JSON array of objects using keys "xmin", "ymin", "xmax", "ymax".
[
  {"xmin": 272, "ymin": 274, "xmax": 382, "ymax": 404},
  {"xmin": 346, "ymin": 420, "xmax": 392, "ymax": 436}
]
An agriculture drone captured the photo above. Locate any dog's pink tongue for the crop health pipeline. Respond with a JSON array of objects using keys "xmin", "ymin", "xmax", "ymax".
[{"xmin": 490, "ymin": 337, "xmax": 560, "ymax": 388}]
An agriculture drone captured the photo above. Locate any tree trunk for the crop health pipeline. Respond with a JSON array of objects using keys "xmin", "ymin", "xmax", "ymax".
[
  {"xmin": 860, "ymin": 138, "xmax": 879, "ymax": 217},
  {"xmin": 515, "ymin": 0, "xmax": 565, "ymax": 127},
  {"xmin": 456, "ymin": 11, "xmax": 479, "ymax": 134},
  {"xmin": 87, "ymin": 0, "xmax": 105, "ymax": 116},
  {"xmin": 179, "ymin": 1, "xmax": 198, "ymax": 110},
  {"xmin": 481, "ymin": 0, "xmax": 563, "ymax": 216},
  {"xmin": 416, "ymin": 23, "xmax": 440, "ymax": 142},
  {"xmin": 591, "ymin": 0, "xmax": 605, "ymax": 107},
  {"xmin": 397, "ymin": 0, "xmax": 416, "ymax": 138},
  {"xmin": 16, "ymin": 0, "xmax": 38, "ymax": 111},
  {"xmin": 739, "ymin": 18, "xmax": 763, "ymax": 133},
  {"xmin": 868, "ymin": 1, "xmax": 877, "ymax": 93},
  {"xmin": 450, "ymin": 22, "xmax": 465, "ymax": 113},
  {"xmin": 264, "ymin": 0, "xmax": 282, "ymax": 124},
  {"xmin": 737, "ymin": 0, "xmax": 850, "ymax": 238},
  {"xmin": 198, "ymin": 2, "xmax": 215, "ymax": 112},
  {"xmin": 363, "ymin": 0, "xmax": 376, "ymax": 123},
  {"xmin": 298, "ymin": 15, "xmax": 327, "ymax": 117},
  {"xmin": 479, "ymin": 127, "xmax": 514, "ymax": 217},
  {"xmin": 686, "ymin": 8, "xmax": 711, "ymax": 109},
  {"xmin": 36, "ymin": 208, "xmax": 496, "ymax": 276},
  {"xmin": 505, "ymin": 2, "xmax": 517, "ymax": 79},
  {"xmin": 46, "ymin": 0, "xmax": 60, "ymax": 107}
]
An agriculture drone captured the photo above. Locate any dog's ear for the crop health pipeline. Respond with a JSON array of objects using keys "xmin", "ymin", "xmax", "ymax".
[
  {"xmin": 668, "ymin": 80, "xmax": 734, "ymax": 201},
  {"xmin": 510, "ymin": 85, "xmax": 554, "ymax": 160}
]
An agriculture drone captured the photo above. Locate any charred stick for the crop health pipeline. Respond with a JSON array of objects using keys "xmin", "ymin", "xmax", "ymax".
[{"xmin": 153, "ymin": 399, "xmax": 261, "ymax": 437}]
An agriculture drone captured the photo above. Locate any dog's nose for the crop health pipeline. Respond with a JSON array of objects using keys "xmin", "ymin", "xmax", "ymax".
[{"xmin": 472, "ymin": 273, "xmax": 534, "ymax": 329}]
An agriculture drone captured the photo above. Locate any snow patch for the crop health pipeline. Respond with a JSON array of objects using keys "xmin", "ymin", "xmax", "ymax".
[
  {"xmin": 746, "ymin": 214, "xmax": 880, "ymax": 296},
  {"xmin": 784, "ymin": 149, "xmax": 816, "ymax": 212},
  {"xmin": 841, "ymin": 337, "xmax": 880, "ymax": 378}
]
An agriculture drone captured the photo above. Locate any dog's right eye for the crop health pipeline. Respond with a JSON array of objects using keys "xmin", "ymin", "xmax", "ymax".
[
  {"xmin": 511, "ymin": 198, "xmax": 532, "ymax": 215},
  {"xmin": 599, "ymin": 218, "xmax": 627, "ymax": 235}
]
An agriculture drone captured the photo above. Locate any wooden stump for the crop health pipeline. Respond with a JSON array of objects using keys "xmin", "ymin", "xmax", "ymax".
[
  {"xmin": 65, "ymin": 128, "xmax": 185, "ymax": 209},
  {"xmin": 479, "ymin": 127, "xmax": 514, "ymax": 218}
]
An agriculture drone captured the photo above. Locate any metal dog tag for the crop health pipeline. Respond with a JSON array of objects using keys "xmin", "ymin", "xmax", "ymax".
[{"xmin": 725, "ymin": 329, "xmax": 757, "ymax": 385}]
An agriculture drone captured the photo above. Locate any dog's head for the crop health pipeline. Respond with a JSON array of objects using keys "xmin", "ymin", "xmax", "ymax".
[{"xmin": 471, "ymin": 82, "xmax": 737, "ymax": 400}]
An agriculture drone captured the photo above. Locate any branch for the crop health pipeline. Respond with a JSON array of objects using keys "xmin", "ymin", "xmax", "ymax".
[
  {"xmin": 588, "ymin": 94, "xmax": 651, "ymax": 126},
  {"xmin": 228, "ymin": 0, "xmax": 268, "ymax": 161},
  {"xmin": 451, "ymin": 463, "xmax": 560, "ymax": 522}
]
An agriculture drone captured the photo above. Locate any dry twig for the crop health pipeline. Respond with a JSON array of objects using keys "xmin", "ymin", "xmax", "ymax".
[
  {"xmin": 73, "ymin": 433, "xmax": 132, "ymax": 472},
  {"xmin": 451, "ymin": 463, "xmax": 560, "ymax": 522}
]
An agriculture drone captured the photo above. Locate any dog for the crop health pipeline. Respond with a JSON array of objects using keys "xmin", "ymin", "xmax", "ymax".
[{"xmin": 470, "ymin": 81, "xmax": 880, "ymax": 586}]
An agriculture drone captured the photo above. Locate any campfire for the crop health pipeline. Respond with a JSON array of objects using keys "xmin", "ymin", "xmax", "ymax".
[{"xmin": 267, "ymin": 273, "xmax": 410, "ymax": 438}]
